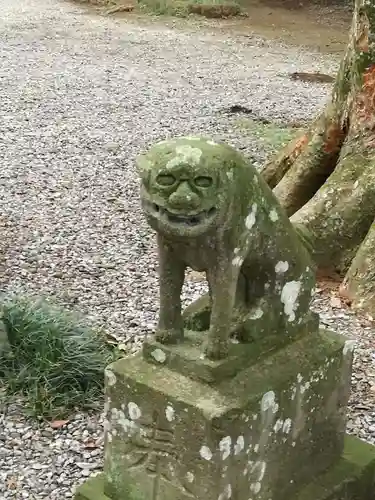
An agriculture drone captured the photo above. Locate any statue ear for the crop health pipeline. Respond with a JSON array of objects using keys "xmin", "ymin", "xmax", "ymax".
[{"xmin": 136, "ymin": 157, "xmax": 152, "ymax": 189}]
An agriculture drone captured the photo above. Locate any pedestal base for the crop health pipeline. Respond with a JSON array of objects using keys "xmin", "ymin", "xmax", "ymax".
[{"xmin": 75, "ymin": 435, "xmax": 375, "ymax": 500}]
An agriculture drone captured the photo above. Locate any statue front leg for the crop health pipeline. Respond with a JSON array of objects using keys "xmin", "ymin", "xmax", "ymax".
[
  {"xmin": 156, "ymin": 236, "xmax": 185, "ymax": 344},
  {"xmin": 204, "ymin": 263, "xmax": 239, "ymax": 360}
]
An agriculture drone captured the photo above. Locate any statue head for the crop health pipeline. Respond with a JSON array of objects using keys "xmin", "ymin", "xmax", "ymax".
[{"xmin": 137, "ymin": 136, "xmax": 242, "ymax": 238}]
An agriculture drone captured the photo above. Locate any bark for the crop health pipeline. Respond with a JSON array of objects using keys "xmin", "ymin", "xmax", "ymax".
[
  {"xmin": 342, "ymin": 219, "xmax": 375, "ymax": 314},
  {"xmin": 262, "ymin": 0, "xmax": 375, "ymax": 316}
]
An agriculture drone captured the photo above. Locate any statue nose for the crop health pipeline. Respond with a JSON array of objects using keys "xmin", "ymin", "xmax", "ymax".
[{"xmin": 168, "ymin": 182, "xmax": 200, "ymax": 210}]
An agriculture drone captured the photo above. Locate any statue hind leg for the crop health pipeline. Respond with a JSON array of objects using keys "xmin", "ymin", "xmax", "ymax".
[{"xmin": 182, "ymin": 271, "xmax": 248, "ymax": 333}]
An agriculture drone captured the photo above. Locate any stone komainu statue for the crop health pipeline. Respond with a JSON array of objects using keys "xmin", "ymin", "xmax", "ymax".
[{"xmin": 137, "ymin": 137, "xmax": 315, "ymax": 360}]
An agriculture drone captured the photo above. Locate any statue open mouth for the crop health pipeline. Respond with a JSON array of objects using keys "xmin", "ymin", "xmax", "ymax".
[{"xmin": 149, "ymin": 203, "xmax": 216, "ymax": 226}]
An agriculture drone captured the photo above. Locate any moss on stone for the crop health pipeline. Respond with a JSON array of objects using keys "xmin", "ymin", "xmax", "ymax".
[
  {"xmin": 75, "ymin": 434, "xmax": 375, "ymax": 500},
  {"xmin": 137, "ymin": 136, "xmax": 316, "ymax": 360},
  {"xmin": 74, "ymin": 474, "xmax": 111, "ymax": 500},
  {"xmin": 98, "ymin": 327, "xmax": 356, "ymax": 500},
  {"xmin": 296, "ymin": 434, "xmax": 375, "ymax": 500}
]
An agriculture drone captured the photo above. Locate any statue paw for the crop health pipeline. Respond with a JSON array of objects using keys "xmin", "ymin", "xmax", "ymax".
[
  {"xmin": 203, "ymin": 338, "xmax": 229, "ymax": 360},
  {"xmin": 155, "ymin": 328, "xmax": 184, "ymax": 344}
]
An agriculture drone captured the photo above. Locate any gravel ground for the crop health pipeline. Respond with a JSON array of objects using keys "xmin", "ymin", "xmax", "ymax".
[{"xmin": 0, "ymin": 0, "xmax": 374, "ymax": 498}]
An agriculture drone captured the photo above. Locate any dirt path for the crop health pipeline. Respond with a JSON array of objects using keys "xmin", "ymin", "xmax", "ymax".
[{"xmin": 76, "ymin": 0, "xmax": 352, "ymax": 54}]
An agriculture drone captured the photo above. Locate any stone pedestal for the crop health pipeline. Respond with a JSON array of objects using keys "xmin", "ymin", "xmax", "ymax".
[{"xmin": 75, "ymin": 326, "xmax": 375, "ymax": 500}]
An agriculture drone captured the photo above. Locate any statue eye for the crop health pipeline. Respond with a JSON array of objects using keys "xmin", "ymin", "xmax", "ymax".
[
  {"xmin": 156, "ymin": 174, "xmax": 176, "ymax": 186},
  {"xmin": 194, "ymin": 176, "xmax": 213, "ymax": 188}
]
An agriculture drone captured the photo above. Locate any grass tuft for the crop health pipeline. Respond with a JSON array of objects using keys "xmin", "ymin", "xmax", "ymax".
[
  {"xmin": 137, "ymin": 0, "xmax": 242, "ymax": 18},
  {"xmin": 0, "ymin": 294, "xmax": 117, "ymax": 419}
]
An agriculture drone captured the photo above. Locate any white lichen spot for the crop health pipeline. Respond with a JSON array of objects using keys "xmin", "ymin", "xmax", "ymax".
[
  {"xmin": 186, "ymin": 136, "xmax": 201, "ymax": 141},
  {"xmin": 140, "ymin": 427, "xmax": 148, "ymax": 437},
  {"xmin": 282, "ymin": 418, "xmax": 292, "ymax": 434},
  {"xmin": 292, "ymin": 441, "xmax": 296, "ymax": 447},
  {"xmin": 297, "ymin": 373, "xmax": 303, "ymax": 383},
  {"xmin": 291, "ymin": 386, "xmax": 297, "ymax": 401},
  {"xmin": 257, "ymin": 461, "xmax": 267, "ymax": 481},
  {"xmin": 105, "ymin": 369, "xmax": 117, "ymax": 387},
  {"xmin": 128, "ymin": 402, "xmax": 141, "ymax": 421},
  {"xmin": 253, "ymin": 414, "xmax": 258, "ymax": 421},
  {"xmin": 234, "ymin": 436, "xmax": 245, "ymax": 455},
  {"xmin": 281, "ymin": 281, "xmax": 301, "ymax": 322},
  {"xmin": 151, "ymin": 348, "xmax": 166, "ymax": 363},
  {"xmin": 219, "ymin": 436, "xmax": 232, "ymax": 460},
  {"xmin": 254, "ymin": 444, "xmax": 259, "ymax": 453},
  {"xmin": 353, "ymin": 180, "xmax": 359, "ymax": 189},
  {"xmin": 273, "ymin": 419, "xmax": 283, "ymax": 432},
  {"xmin": 232, "ymin": 255, "xmax": 244, "ymax": 267},
  {"xmin": 300, "ymin": 381, "xmax": 310, "ymax": 394},
  {"xmin": 186, "ymin": 472, "xmax": 194, "ymax": 483},
  {"xmin": 107, "ymin": 432, "xmax": 113, "ymax": 443},
  {"xmin": 253, "ymin": 174, "xmax": 259, "ymax": 184},
  {"xmin": 218, "ymin": 484, "xmax": 232, "ymax": 500},
  {"xmin": 166, "ymin": 145, "xmax": 202, "ymax": 169},
  {"xmin": 112, "ymin": 408, "xmax": 138, "ymax": 436},
  {"xmin": 275, "ymin": 261, "xmax": 289, "ymax": 274},
  {"xmin": 261, "ymin": 391, "xmax": 279, "ymax": 414},
  {"xmin": 249, "ymin": 308, "xmax": 264, "ymax": 320},
  {"xmin": 245, "ymin": 203, "xmax": 258, "ymax": 230},
  {"xmin": 269, "ymin": 208, "xmax": 279, "ymax": 222},
  {"xmin": 250, "ymin": 482, "xmax": 261, "ymax": 494},
  {"xmin": 165, "ymin": 405, "xmax": 175, "ymax": 422},
  {"xmin": 343, "ymin": 340, "xmax": 356, "ymax": 355},
  {"xmin": 226, "ymin": 170, "xmax": 234, "ymax": 181},
  {"xmin": 200, "ymin": 445, "xmax": 213, "ymax": 461},
  {"xmin": 207, "ymin": 139, "xmax": 218, "ymax": 146}
]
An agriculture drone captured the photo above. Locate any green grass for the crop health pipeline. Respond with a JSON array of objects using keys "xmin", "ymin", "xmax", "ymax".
[
  {"xmin": 137, "ymin": 0, "xmax": 242, "ymax": 18},
  {"xmin": 0, "ymin": 295, "xmax": 118, "ymax": 420},
  {"xmin": 234, "ymin": 117, "xmax": 304, "ymax": 154}
]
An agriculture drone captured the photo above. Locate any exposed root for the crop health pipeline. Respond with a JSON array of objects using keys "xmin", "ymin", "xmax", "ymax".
[
  {"xmin": 273, "ymin": 106, "xmax": 347, "ymax": 216},
  {"xmin": 342, "ymin": 219, "xmax": 375, "ymax": 316},
  {"xmin": 290, "ymin": 153, "xmax": 375, "ymax": 272}
]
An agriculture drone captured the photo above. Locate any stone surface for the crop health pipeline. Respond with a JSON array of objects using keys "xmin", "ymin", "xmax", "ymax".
[
  {"xmin": 296, "ymin": 434, "xmax": 375, "ymax": 500},
  {"xmin": 143, "ymin": 311, "xmax": 320, "ymax": 384},
  {"xmin": 137, "ymin": 137, "xmax": 316, "ymax": 360},
  {"xmin": 75, "ymin": 434, "xmax": 375, "ymax": 500},
  {"xmin": 97, "ymin": 328, "xmax": 354, "ymax": 500}
]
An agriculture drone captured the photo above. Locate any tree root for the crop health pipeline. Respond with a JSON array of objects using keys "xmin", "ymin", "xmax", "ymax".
[
  {"xmin": 272, "ymin": 106, "xmax": 347, "ymax": 217},
  {"xmin": 259, "ymin": 0, "xmax": 375, "ymax": 314},
  {"xmin": 290, "ymin": 151, "xmax": 375, "ymax": 272},
  {"xmin": 342, "ymin": 219, "xmax": 375, "ymax": 316}
]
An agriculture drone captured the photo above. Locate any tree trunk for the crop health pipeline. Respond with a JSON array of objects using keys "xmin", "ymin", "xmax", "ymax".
[{"xmin": 261, "ymin": 0, "xmax": 375, "ymax": 316}]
